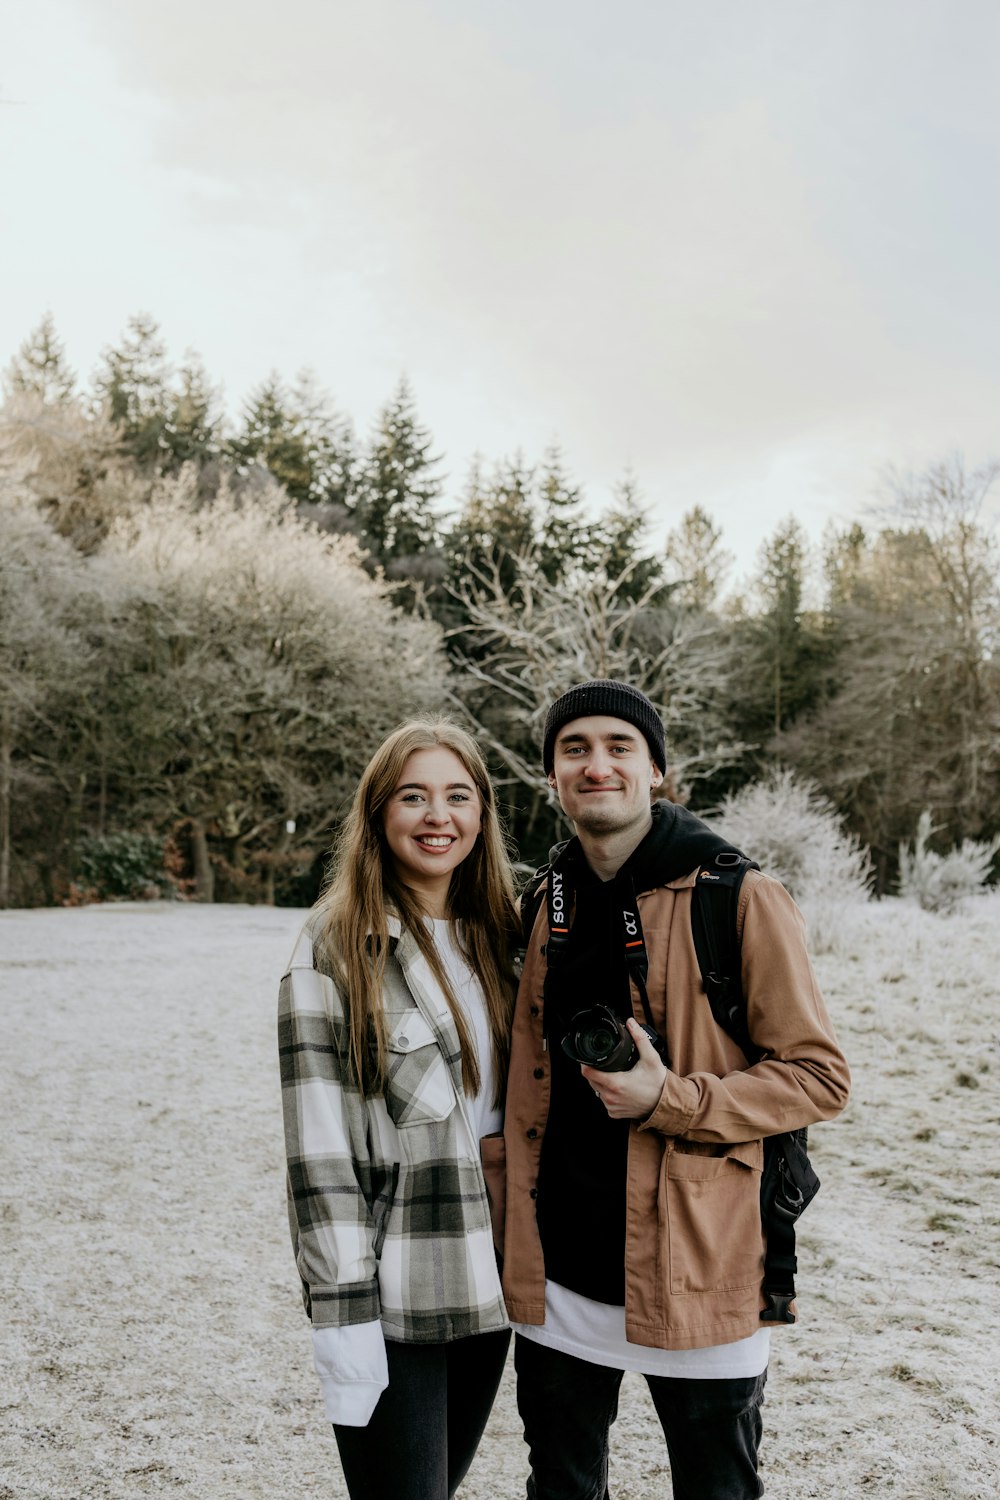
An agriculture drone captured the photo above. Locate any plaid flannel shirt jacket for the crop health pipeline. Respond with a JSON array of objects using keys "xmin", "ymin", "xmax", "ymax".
[{"xmin": 279, "ymin": 916, "xmax": 508, "ymax": 1343}]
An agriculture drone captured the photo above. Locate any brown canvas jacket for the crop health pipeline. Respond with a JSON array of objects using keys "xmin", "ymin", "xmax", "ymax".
[{"xmin": 501, "ymin": 867, "xmax": 851, "ymax": 1350}]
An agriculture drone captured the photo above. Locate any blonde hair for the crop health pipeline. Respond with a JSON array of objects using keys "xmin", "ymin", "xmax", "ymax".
[{"xmin": 317, "ymin": 719, "xmax": 518, "ymax": 1102}]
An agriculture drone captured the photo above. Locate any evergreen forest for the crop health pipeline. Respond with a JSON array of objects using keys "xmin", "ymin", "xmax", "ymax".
[{"xmin": 2, "ymin": 312, "xmax": 998, "ymax": 907}]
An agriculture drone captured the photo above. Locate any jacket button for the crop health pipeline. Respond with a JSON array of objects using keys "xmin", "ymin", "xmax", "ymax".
[
  {"xmin": 529, "ymin": 1006, "xmax": 540, "ymax": 1018},
  {"xmin": 527, "ymin": 1127, "xmax": 538, "ymax": 1139},
  {"xmin": 529, "ymin": 1188, "xmax": 538, "ymax": 1199},
  {"xmin": 533, "ymin": 1067, "xmax": 544, "ymax": 1079}
]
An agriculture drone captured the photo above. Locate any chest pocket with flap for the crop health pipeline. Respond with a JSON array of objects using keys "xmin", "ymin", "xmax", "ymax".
[{"xmin": 384, "ymin": 1010, "xmax": 456, "ymax": 1128}]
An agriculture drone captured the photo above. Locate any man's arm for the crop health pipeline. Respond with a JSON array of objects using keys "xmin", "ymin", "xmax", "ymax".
[{"xmin": 585, "ymin": 875, "xmax": 850, "ymax": 1138}]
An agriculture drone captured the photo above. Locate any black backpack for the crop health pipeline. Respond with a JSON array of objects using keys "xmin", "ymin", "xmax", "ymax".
[{"xmin": 519, "ymin": 846, "xmax": 820, "ymax": 1324}]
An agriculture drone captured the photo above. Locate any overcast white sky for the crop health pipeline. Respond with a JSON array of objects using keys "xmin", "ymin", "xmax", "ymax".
[{"xmin": 2, "ymin": 0, "xmax": 999, "ymax": 577}]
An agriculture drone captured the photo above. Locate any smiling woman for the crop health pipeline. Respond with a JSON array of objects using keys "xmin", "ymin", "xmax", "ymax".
[
  {"xmin": 382, "ymin": 746, "xmax": 484, "ymax": 915},
  {"xmin": 277, "ymin": 719, "xmax": 519, "ymax": 1500}
]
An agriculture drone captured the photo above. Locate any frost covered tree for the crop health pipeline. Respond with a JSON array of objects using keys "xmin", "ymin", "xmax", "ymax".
[
  {"xmin": 3, "ymin": 313, "xmax": 76, "ymax": 406},
  {"xmin": 448, "ymin": 547, "xmax": 746, "ymax": 859},
  {"xmin": 712, "ymin": 767, "xmax": 872, "ymax": 952},
  {"xmin": 100, "ymin": 473, "xmax": 448, "ymax": 900},
  {"xmin": 0, "ymin": 483, "xmax": 97, "ymax": 904},
  {"xmin": 897, "ymin": 810, "xmax": 999, "ymax": 913},
  {"xmin": 0, "ymin": 388, "xmax": 139, "ymax": 552}
]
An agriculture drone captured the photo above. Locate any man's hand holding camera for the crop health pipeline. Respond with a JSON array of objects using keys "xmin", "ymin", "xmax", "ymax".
[{"xmin": 581, "ymin": 1019, "xmax": 667, "ymax": 1119}]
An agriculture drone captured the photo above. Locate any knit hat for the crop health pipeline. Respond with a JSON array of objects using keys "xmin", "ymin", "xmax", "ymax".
[{"xmin": 542, "ymin": 679, "xmax": 667, "ymax": 774}]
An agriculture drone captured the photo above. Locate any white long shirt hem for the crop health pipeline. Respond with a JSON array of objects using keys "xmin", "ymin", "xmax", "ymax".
[
  {"xmin": 514, "ymin": 1280, "xmax": 770, "ymax": 1378},
  {"xmin": 312, "ymin": 1321, "xmax": 388, "ymax": 1427}
]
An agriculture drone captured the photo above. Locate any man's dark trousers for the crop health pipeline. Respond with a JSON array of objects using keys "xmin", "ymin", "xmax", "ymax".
[{"xmin": 515, "ymin": 1335, "xmax": 766, "ymax": 1500}]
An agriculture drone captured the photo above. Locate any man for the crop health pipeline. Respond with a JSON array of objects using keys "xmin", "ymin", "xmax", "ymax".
[{"xmin": 502, "ymin": 680, "xmax": 850, "ymax": 1500}]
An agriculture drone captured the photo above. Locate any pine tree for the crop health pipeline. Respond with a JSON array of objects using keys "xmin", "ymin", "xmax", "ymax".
[
  {"xmin": 446, "ymin": 453, "xmax": 537, "ymax": 597},
  {"xmin": 4, "ymin": 313, "xmax": 76, "ymax": 405},
  {"xmin": 536, "ymin": 444, "xmax": 586, "ymax": 583},
  {"xmin": 289, "ymin": 370, "xmax": 355, "ymax": 514},
  {"xmin": 739, "ymin": 518, "xmax": 831, "ymax": 746},
  {"xmin": 664, "ymin": 505, "xmax": 733, "ymax": 612},
  {"xmin": 93, "ymin": 313, "xmax": 171, "ymax": 469},
  {"xmin": 354, "ymin": 378, "xmax": 444, "ymax": 565},
  {"xmin": 230, "ymin": 372, "xmax": 353, "ymax": 525},
  {"xmin": 485, "ymin": 454, "xmax": 537, "ymax": 559},
  {"xmin": 230, "ymin": 375, "xmax": 311, "ymax": 499},
  {"xmin": 161, "ymin": 354, "xmax": 222, "ymax": 471},
  {"xmin": 592, "ymin": 474, "xmax": 666, "ymax": 600},
  {"xmin": 822, "ymin": 521, "xmax": 870, "ymax": 609}
]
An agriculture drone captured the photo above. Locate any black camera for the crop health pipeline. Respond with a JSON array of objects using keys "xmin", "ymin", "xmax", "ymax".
[{"xmin": 560, "ymin": 1004, "xmax": 669, "ymax": 1072}]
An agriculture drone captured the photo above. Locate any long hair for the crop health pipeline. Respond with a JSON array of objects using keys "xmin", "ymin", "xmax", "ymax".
[{"xmin": 317, "ymin": 719, "xmax": 518, "ymax": 1103}]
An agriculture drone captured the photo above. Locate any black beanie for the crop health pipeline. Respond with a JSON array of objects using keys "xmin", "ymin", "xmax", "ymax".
[{"xmin": 542, "ymin": 679, "xmax": 667, "ymax": 774}]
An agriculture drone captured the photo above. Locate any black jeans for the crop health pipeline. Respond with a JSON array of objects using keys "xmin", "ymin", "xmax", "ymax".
[
  {"xmin": 333, "ymin": 1328, "xmax": 510, "ymax": 1500},
  {"xmin": 515, "ymin": 1335, "xmax": 766, "ymax": 1500}
]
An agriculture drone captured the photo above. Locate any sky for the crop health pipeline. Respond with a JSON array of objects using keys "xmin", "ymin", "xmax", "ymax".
[{"xmin": 2, "ymin": 0, "xmax": 999, "ymax": 580}]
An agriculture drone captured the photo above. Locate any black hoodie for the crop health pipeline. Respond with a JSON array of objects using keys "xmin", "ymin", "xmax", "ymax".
[{"xmin": 535, "ymin": 801, "xmax": 740, "ymax": 1304}]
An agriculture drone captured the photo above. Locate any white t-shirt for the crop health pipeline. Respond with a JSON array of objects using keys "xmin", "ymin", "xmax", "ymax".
[
  {"xmin": 427, "ymin": 917, "xmax": 503, "ymax": 1141},
  {"xmin": 515, "ymin": 1281, "xmax": 770, "ymax": 1378}
]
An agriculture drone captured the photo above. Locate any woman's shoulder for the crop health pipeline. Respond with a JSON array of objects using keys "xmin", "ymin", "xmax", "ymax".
[{"xmin": 284, "ymin": 907, "xmax": 336, "ymax": 975}]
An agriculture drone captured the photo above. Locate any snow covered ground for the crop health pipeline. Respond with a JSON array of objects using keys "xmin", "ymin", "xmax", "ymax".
[{"xmin": 1, "ymin": 898, "xmax": 998, "ymax": 1499}]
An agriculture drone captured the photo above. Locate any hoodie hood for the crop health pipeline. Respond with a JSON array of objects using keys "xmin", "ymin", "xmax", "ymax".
[
  {"xmin": 551, "ymin": 799, "xmax": 745, "ymax": 893},
  {"xmin": 624, "ymin": 800, "xmax": 746, "ymax": 891}
]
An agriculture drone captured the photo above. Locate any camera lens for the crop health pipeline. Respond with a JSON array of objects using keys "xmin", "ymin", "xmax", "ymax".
[
  {"xmin": 561, "ymin": 1005, "xmax": 638, "ymax": 1071},
  {"xmin": 577, "ymin": 1022, "xmax": 620, "ymax": 1064}
]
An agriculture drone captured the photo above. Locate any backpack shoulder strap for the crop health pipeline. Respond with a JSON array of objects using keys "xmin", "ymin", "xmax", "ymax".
[
  {"xmin": 691, "ymin": 851, "xmax": 820, "ymax": 1326},
  {"xmin": 690, "ymin": 852, "xmax": 760, "ymax": 1061}
]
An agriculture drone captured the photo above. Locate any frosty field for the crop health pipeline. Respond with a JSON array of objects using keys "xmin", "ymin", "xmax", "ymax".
[{"xmin": 1, "ymin": 898, "xmax": 998, "ymax": 1499}]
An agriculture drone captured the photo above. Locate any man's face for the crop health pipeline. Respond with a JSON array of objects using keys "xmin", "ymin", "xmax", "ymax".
[{"xmin": 548, "ymin": 714, "xmax": 663, "ymax": 838}]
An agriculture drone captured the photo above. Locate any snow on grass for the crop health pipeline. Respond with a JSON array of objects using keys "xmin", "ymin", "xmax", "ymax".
[{"xmin": 1, "ymin": 897, "xmax": 998, "ymax": 1499}]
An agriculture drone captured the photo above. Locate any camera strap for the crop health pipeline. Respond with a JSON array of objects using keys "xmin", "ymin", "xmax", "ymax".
[
  {"xmin": 620, "ymin": 879, "xmax": 656, "ymax": 1032},
  {"xmin": 545, "ymin": 859, "xmax": 657, "ymax": 1033}
]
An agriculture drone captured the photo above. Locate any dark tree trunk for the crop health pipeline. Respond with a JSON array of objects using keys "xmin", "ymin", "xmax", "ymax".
[
  {"xmin": 190, "ymin": 818, "xmax": 214, "ymax": 902},
  {"xmin": 0, "ymin": 712, "xmax": 11, "ymax": 909}
]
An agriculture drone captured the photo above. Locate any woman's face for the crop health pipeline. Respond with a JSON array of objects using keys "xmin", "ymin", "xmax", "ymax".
[{"xmin": 382, "ymin": 745, "xmax": 483, "ymax": 913}]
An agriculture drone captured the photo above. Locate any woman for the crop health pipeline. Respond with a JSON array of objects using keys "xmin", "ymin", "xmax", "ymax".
[{"xmin": 278, "ymin": 719, "xmax": 518, "ymax": 1500}]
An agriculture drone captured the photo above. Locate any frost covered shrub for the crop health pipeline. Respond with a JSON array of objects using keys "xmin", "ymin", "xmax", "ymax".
[
  {"xmin": 898, "ymin": 811, "xmax": 999, "ymax": 914},
  {"xmin": 76, "ymin": 832, "xmax": 165, "ymax": 899},
  {"xmin": 710, "ymin": 768, "xmax": 872, "ymax": 952}
]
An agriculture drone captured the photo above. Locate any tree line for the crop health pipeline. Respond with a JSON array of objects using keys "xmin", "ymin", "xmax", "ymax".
[{"xmin": 1, "ymin": 312, "xmax": 998, "ymax": 907}]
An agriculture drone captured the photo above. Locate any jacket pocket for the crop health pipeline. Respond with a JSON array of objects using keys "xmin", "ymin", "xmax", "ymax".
[
  {"xmin": 384, "ymin": 1010, "xmax": 456, "ymax": 1128},
  {"xmin": 480, "ymin": 1132, "xmax": 506, "ymax": 1257},
  {"xmin": 661, "ymin": 1139, "xmax": 764, "ymax": 1295}
]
